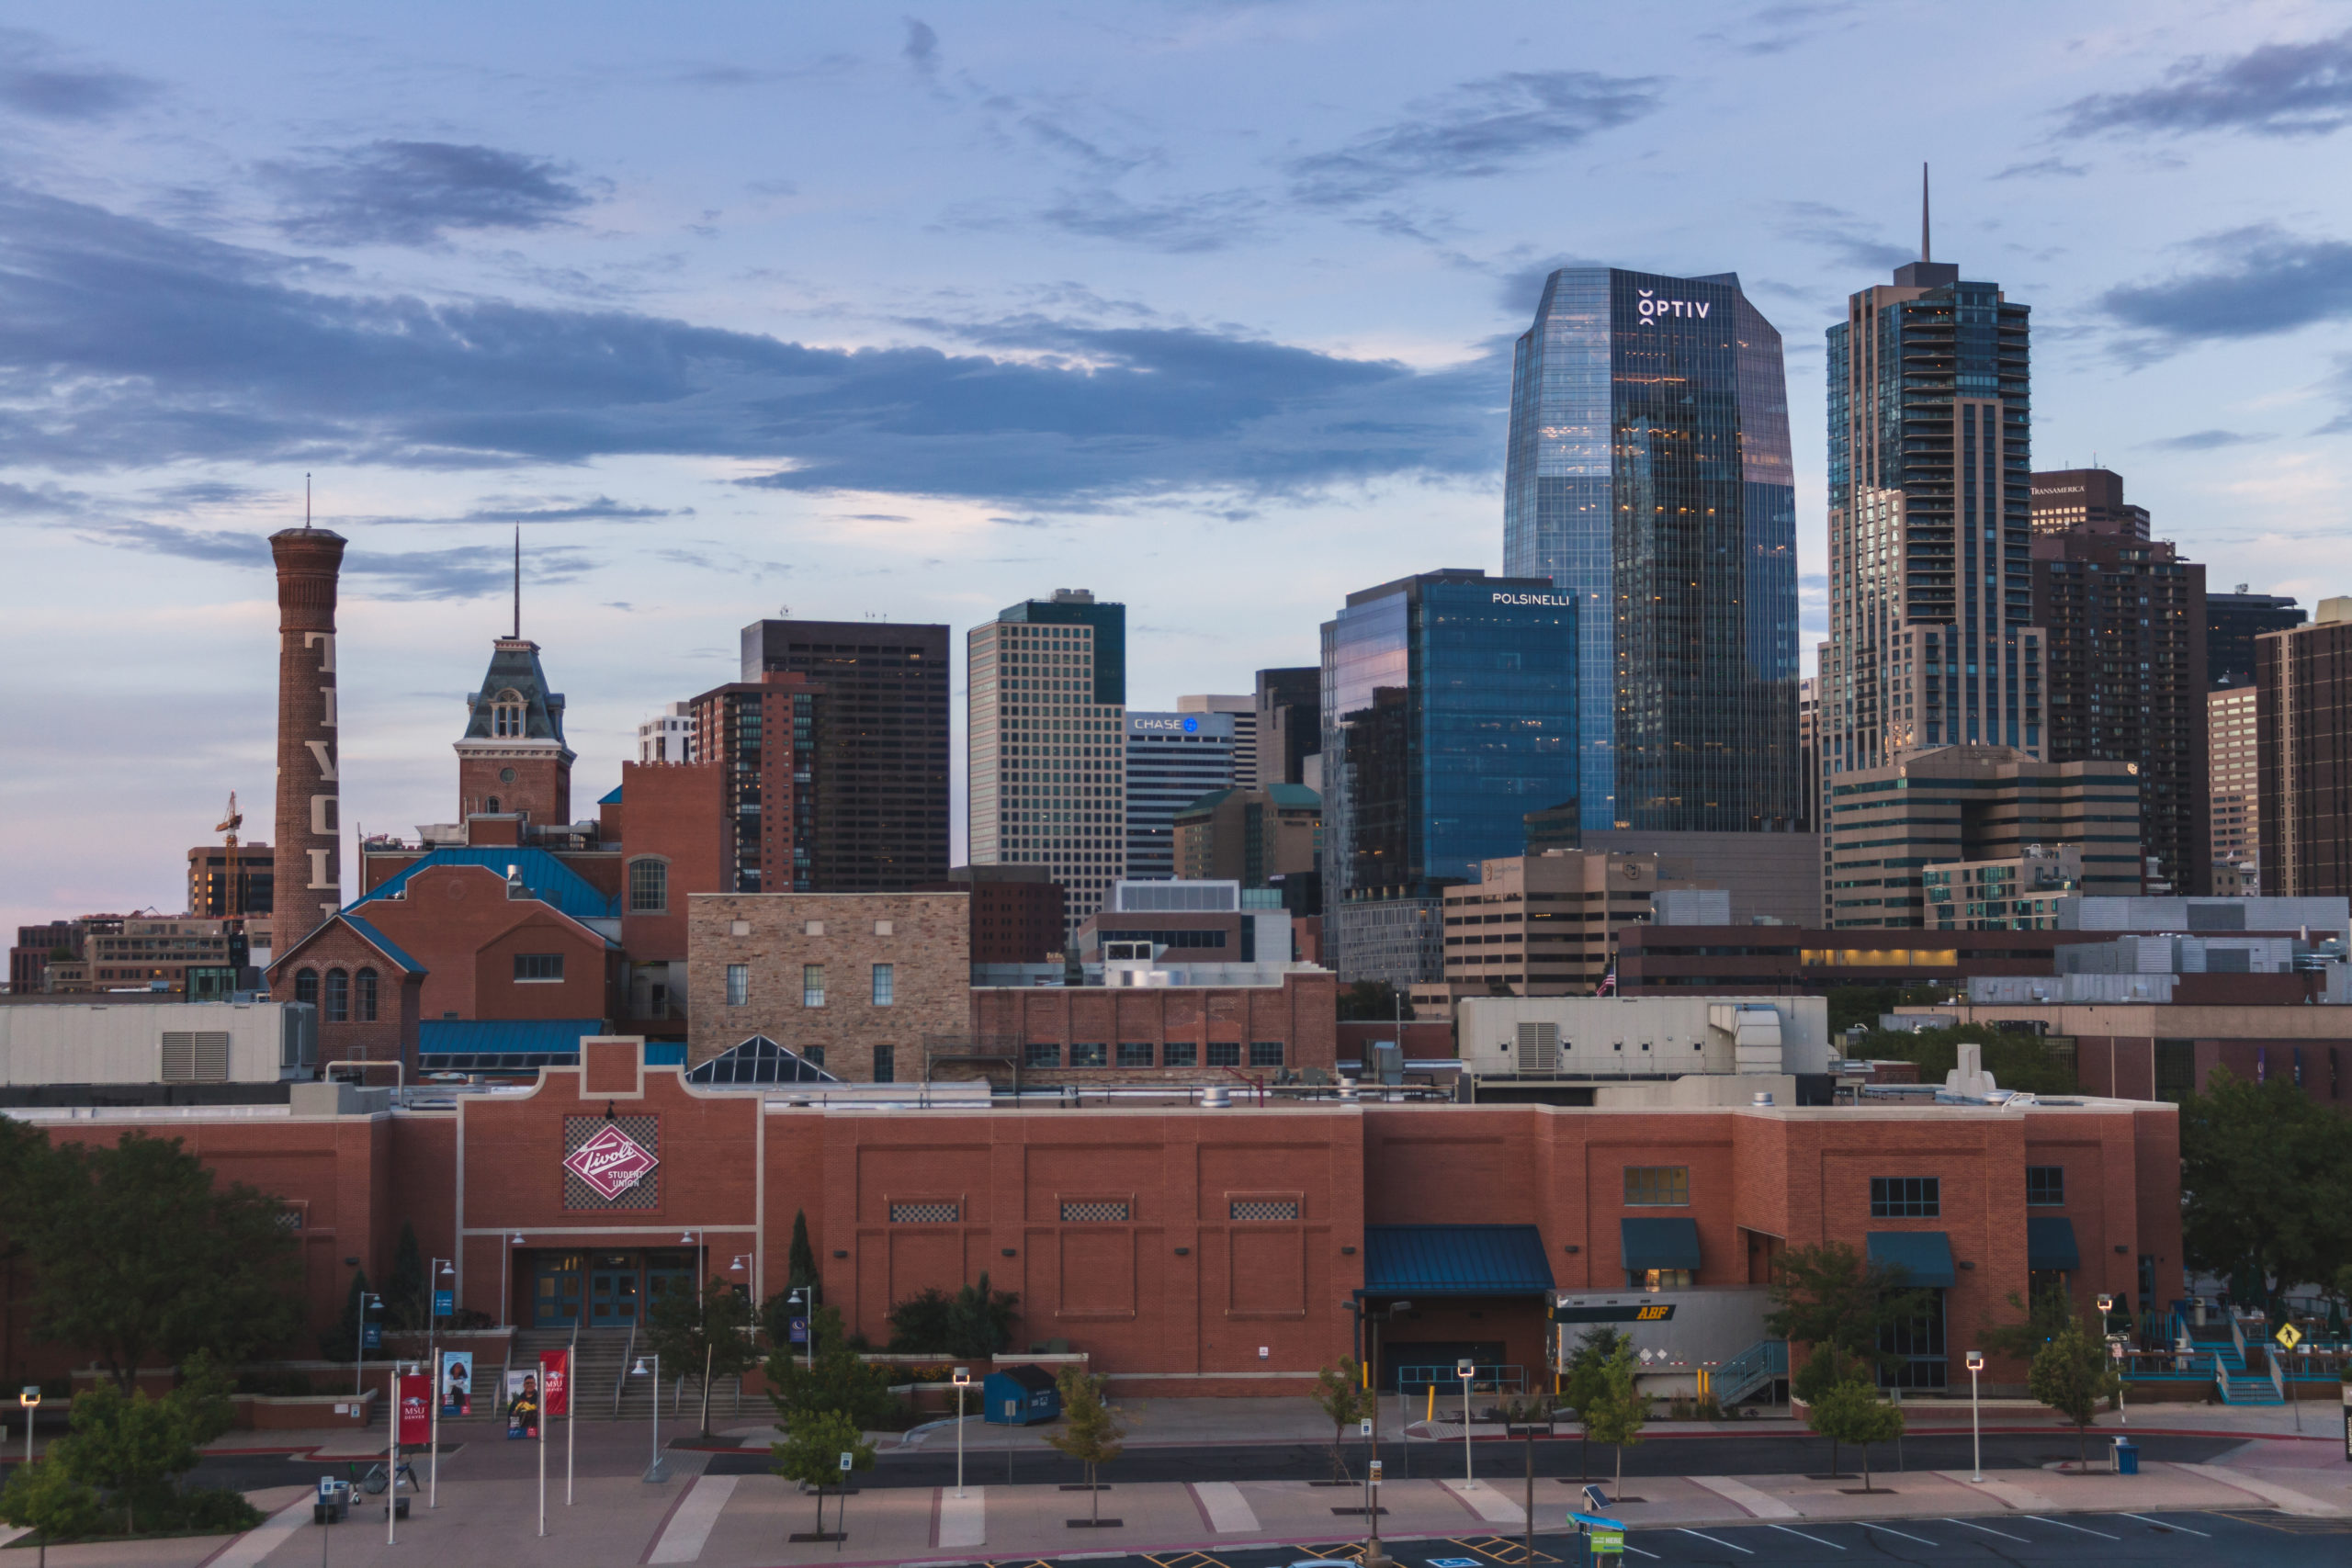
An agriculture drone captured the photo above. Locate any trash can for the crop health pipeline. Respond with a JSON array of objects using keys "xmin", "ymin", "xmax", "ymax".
[{"xmin": 2112, "ymin": 1438, "xmax": 2139, "ymax": 1476}]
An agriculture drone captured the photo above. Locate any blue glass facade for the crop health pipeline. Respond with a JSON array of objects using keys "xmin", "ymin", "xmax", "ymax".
[
  {"xmin": 1319, "ymin": 571, "xmax": 1578, "ymax": 980},
  {"xmin": 1503, "ymin": 267, "xmax": 1799, "ymax": 832}
]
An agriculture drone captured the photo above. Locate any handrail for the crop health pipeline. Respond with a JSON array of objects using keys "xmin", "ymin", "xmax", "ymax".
[
  {"xmin": 614, "ymin": 1322, "xmax": 636, "ymax": 1418},
  {"xmin": 2229, "ymin": 1312, "xmax": 2248, "ymax": 1362},
  {"xmin": 1397, "ymin": 1362, "xmax": 1527, "ymax": 1395},
  {"xmin": 1714, "ymin": 1339, "xmax": 1788, "ymax": 1406},
  {"xmin": 2269, "ymin": 1350, "xmax": 2287, "ymax": 1404}
]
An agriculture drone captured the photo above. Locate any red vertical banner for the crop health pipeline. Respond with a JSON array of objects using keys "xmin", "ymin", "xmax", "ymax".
[
  {"xmin": 537, "ymin": 1348, "xmax": 570, "ymax": 1419},
  {"xmin": 397, "ymin": 1373, "xmax": 432, "ymax": 1445}
]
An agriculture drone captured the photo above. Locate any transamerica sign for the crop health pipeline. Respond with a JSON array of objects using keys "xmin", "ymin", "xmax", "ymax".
[{"xmin": 563, "ymin": 1122, "xmax": 659, "ymax": 1201}]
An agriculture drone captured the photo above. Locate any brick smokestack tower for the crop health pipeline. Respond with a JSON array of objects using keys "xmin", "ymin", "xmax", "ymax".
[{"xmin": 270, "ymin": 525, "xmax": 347, "ymax": 957}]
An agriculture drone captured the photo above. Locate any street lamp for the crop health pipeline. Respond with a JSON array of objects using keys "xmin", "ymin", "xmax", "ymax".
[
  {"xmin": 17, "ymin": 1386, "xmax": 38, "ymax": 1468},
  {"xmin": 354, "ymin": 1291, "xmax": 380, "ymax": 1396},
  {"xmin": 2097, "ymin": 1294, "xmax": 2125, "ymax": 1426},
  {"xmin": 428, "ymin": 1258, "xmax": 454, "ymax": 1509},
  {"xmin": 1963, "ymin": 1350, "xmax": 1985, "ymax": 1483},
  {"xmin": 630, "ymin": 1356, "xmax": 669, "ymax": 1483},
  {"xmin": 1456, "ymin": 1357, "xmax": 1476, "ymax": 1484},
  {"xmin": 952, "ymin": 1367, "xmax": 972, "ymax": 1498}
]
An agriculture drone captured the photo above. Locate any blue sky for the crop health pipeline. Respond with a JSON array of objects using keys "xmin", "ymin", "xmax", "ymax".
[{"xmin": 6, "ymin": 1, "xmax": 2352, "ymax": 930}]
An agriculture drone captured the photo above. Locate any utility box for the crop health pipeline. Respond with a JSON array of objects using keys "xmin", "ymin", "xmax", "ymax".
[{"xmin": 981, "ymin": 1364, "xmax": 1060, "ymax": 1425}]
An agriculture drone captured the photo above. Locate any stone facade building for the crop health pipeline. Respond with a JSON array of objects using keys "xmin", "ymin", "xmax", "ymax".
[{"xmin": 685, "ymin": 891, "xmax": 970, "ymax": 1078}]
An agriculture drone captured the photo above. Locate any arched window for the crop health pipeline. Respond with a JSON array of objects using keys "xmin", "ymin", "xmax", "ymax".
[
  {"xmin": 492, "ymin": 688, "xmax": 526, "ymax": 739},
  {"xmin": 484, "ymin": 795, "xmax": 502, "ymax": 814},
  {"xmin": 355, "ymin": 967, "xmax": 379, "ymax": 1023},
  {"xmin": 295, "ymin": 968, "xmax": 319, "ymax": 1008},
  {"xmin": 628, "ymin": 856, "xmax": 669, "ymax": 914},
  {"xmin": 324, "ymin": 968, "xmax": 349, "ymax": 1023}
]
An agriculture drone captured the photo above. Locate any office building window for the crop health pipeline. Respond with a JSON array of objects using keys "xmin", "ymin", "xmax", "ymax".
[
  {"xmin": 1638, "ymin": 1269, "xmax": 1692, "ymax": 1292},
  {"xmin": 725, "ymin": 964, "xmax": 749, "ymax": 1007},
  {"xmin": 628, "ymin": 857, "xmax": 667, "ymax": 913},
  {"xmin": 1162, "ymin": 1041, "xmax": 1197, "ymax": 1067},
  {"xmin": 295, "ymin": 968, "xmax": 319, "ymax": 1008},
  {"xmin": 1207, "ymin": 1042, "xmax": 1240, "ymax": 1067},
  {"xmin": 1024, "ymin": 1041, "xmax": 1060, "ymax": 1069},
  {"xmin": 1249, "ymin": 1041, "xmax": 1283, "ymax": 1067},
  {"xmin": 802, "ymin": 964, "xmax": 825, "ymax": 1008},
  {"xmin": 873, "ymin": 1044, "xmax": 895, "ymax": 1083},
  {"xmin": 1871, "ymin": 1177, "xmax": 1940, "ymax": 1218},
  {"xmin": 514, "ymin": 953, "xmax": 564, "ymax": 982},
  {"xmin": 1623, "ymin": 1167, "xmax": 1690, "ymax": 1206},
  {"xmin": 1116, "ymin": 1042, "xmax": 1154, "ymax": 1067},
  {"xmin": 871, "ymin": 964, "xmax": 894, "ymax": 1006},
  {"xmin": 2025, "ymin": 1167, "xmax": 2064, "ymax": 1206},
  {"xmin": 1069, "ymin": 1042, "xmax": 1106, "ymax": 1068}
]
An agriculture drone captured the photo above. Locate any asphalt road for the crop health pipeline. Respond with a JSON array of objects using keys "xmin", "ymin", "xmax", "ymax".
[{"xmin": 697, "ymin": 1430, "xmax": 2250, "ymax": 1487}]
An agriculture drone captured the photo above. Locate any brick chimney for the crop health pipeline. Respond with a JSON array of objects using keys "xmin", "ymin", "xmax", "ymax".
[{"xmin": 270, "ymin": 526, "xmax": 347, "ymax": 955}]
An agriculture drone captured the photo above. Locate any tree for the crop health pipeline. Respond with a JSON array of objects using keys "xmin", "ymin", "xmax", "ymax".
[
  {"xmin": 1978, "ymin": 1285, "xmax": 2077, "ymax": 1366},
  {"xmin": 384, "ymin": 1224, "xmax": 428, "ymax": 1331},
  {"xmin": 764, "ymin": 1305, "xmax": 898, "ymax": 1434},
  {"xmin": 1767, "ymin": 1241, "xmax": 1930, "ymax": 1393},
  {"xmin": 51, "ymin": 1352, "xmax": 237, "ymax": 1534},
  {"xmin": 325, "ymin": 1267, "xmax": 377, "ymax": 1364},
  {"xmin": 786, "ymin": 1210, "xmax": 820, "ymax": 1291},
  {"xmin": 0, "ymin": 1458, "xmax": 107, "ymax": 1561},
  {"xmin": 17, "ymin": 1133, "xmax": 301, "ymax": 1391},
  {"xmin": 646, "ymin": 1278, "xmax": 762, "ymax": 1436},
  {"xmin": 770, "ymin": 1407, "xmax": 873, "ymax": 1540},
  {"xmin": 1578, "ymin": 1345, "xmax": 1649, "ymax": 1489},
  {"xmin": 1804, "ymin": 1374, "xmax": 1904, "ymax": 1490},
  {"xmin": 2027, "ymin": 1312, "xmax": 2121, "ymax": 1467},
  {"xmin": 1337, "ymin": 981, "xmax": 1412, "ymax": 1022},
  {"xmin": 1561, "ymin": 1325, "xmax": 1629, "ymax": 1480},
  {"xmin": 1044, "ymin": 1367, "xmax": 1125, "ymax": 1525},
  {"xmin": 2179, "ymin": 1069, "xmax": 2352, "ymax": 1317},
  {"xmin": 1311, "ymin": 1359, "xmax": 1376, "ymax": 1481},
  {"xmin": 884, "ymin": 1272, "xmax": 1021, "ymax": 1358}
]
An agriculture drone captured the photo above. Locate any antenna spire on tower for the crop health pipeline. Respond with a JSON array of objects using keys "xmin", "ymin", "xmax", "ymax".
[
  {"xmin": 513, "ymin": 524, "xmax": 521, "ymax": 639},
  {"xmin": 1920, "ymin": 162, "xmax": 1931, "ymax": 264},
  {"xmin": 305, "ymin": 472, "xmax": 311, "ymax": 528}
]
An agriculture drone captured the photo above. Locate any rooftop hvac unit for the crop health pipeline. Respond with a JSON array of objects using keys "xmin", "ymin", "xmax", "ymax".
[{"xmin": 1516, "ymin": 1021, "xmax": 1558, "ymax": 1073}]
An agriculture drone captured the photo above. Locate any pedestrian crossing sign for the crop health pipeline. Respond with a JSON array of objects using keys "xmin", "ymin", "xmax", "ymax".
[{"xmin": 2276, "ymin": 1323, "xmax": 2302, "ymax": 1350}]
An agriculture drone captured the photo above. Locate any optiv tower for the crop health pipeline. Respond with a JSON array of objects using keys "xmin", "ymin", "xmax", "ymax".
[{"xmin": 1503, "ymin": 267, "xmax": 1801, "ymax": 833}]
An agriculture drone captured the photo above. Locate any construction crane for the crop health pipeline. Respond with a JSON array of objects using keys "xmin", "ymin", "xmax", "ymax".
[{"xmin": 214, "ymin": 792, "xmax": 252, "ymax": 979}]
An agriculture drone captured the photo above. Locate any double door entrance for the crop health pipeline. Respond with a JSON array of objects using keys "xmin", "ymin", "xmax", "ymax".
[{"xmin": 529, "ymin": 1250, "xmax": 696, "ymax": 1328}]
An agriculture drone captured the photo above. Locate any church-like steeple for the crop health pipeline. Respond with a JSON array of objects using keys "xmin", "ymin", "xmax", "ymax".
[{"xmin": 455, "ymin": 536, "xmax": 575, "ymax": 827}]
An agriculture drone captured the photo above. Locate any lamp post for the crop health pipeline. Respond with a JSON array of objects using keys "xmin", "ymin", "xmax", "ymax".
[
  {"xmin": 630, "ymin": 1356, "xmax": 668, "ymax": 1483},
  {"xmin": 952, "ymin": 1367, "xmax": 971, "ymax": 1498},
  {"xmin": 1456, "ymin": 1357, "xmax": 1476, "ymax": 1484},
  {"xmin": 428, "ymin": 1258, "xmax": 453, "ymax": 1508},
  {"xmin": 354, "ymin": 1290, "xmax": 380, "ymax": 1396},
  {"xmin": 2097, "ymin": 1293, "xmax": 2126, "ymax": 1426},
  {"xmin": 17, "ymin": 1385, "xmax": 38, "ymax": 1467},
  {"xmin": 1963, "ymin": 1350, "xmax": 1984, "ymax": 1483}
]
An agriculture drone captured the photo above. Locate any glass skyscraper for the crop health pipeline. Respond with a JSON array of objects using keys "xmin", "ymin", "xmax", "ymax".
[
  {"xmin": 1320, "ymin": 570, "xmax": 1577, "ymax": 983},
  {"xmin": 1502, "ymin": 266, "xmax": 1799, "ymax": 832}
]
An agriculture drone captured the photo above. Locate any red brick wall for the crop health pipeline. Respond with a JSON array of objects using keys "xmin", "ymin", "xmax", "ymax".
[
  {"xmin": 967, "ymin": 971, "xmax": 1338, "ymax": 1079},
  {"xmin": 341, "ymin": 864, "xmax": 613, "ymax": 1022},
  {"xmin": 267, "ymin": 923, "xmax": 421, "ymax": 1066},
  {"xmin": 458, "ymin": 751, "xmax": 569, "ymax": 827},
  {"xmin": 617, "ymin": 761, "xmax": 728, "ymax": 962}
]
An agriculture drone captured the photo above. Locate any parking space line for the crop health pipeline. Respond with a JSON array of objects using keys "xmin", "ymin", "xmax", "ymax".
[
  {"xmin": 2120, "ymin": 1514, "xmax": 2211, "ymax": 1538},
  {"xmin": 2022, "ymin": 1516, "xmax": 2120, "ymax": 1540},
  {"xmin": 1857, "ymin": 1522, "xmax": 1938, "ymax": 1546},
  {"xmin": 1674, "ymin": 1528, "xmax": 1753, "ymax": 1554},
  {"xmin": 1765, "ymin": 1524, "xmax": 1845, "ymax": 1549},
  {"xmin": 1941, "ymin": 1517, "xmax": 2029, "ymax": 1542},
  {"xmin": 1618, "ymin": 1545, "xmax": 1660, "ymax": 1561}
]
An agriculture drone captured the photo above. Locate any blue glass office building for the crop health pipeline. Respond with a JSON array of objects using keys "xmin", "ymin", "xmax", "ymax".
[
  {"xmin": 1503, "ymin": 267, "xmax": 1800, "ymax": 832},
  {"xmin": 1320, "ymin": 570, "xmax": 1578, "ymax": 982}
]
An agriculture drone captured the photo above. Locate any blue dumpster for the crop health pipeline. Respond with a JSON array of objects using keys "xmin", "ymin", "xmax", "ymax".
[
  {"xmin": 982, "ymin": 1364, "xmax": 1061, "ymax": 1425},
  {"xmin": 2112, "ymin": 1438, "xmax": 2139, "ymax": 1475}
]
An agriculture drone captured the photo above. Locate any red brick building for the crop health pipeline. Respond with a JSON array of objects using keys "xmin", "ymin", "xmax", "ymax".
[
  {"xmin": 968, "ymin": 968, "xmax": 1339, "ymax": 1084},
  {"xmin": 0, "ymin": 1038, "xmax": 2181, "ymax": 1400}
]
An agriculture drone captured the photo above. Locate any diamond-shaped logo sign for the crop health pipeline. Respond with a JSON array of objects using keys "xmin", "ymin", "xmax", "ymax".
[{"xmin": 564, "ymin": 1123, "xmax": 658, "ymax": 1201}]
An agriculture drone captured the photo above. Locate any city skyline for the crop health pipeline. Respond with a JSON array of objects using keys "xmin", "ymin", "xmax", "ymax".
[{"xmin": 9, "ymin": 5, "xmax": 2352, "ymax": 929}]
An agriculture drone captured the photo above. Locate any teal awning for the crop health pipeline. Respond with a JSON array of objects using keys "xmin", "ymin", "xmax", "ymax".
[
  {"xmin": 1621, "ymin": 1217, "xmax": 1702, "ymax": 1272},
  {"xmin": 1363, "ymin": 1225, "xmax": 1555, "ymax": 1296},
  {"xmin": 2027, "ymin": 1216, "xmax": 2080, "ymax": 1272},
  {"xmin": 1867, "ymin": 1231, "xmax": 1956, "ymax": 1289}
]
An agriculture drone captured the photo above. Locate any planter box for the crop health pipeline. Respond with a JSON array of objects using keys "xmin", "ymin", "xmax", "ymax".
[{"xmin": 233, "ymin": 1388, "xmax": 378, "ymax": 1430}]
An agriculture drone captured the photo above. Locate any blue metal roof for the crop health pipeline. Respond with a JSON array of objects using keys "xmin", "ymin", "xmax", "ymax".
[
  {"xmin": 1621, "ymin": 1217, "xmax": 1702, "ymax": 1272},
  {"xmin": 352, "ymin": 848, "xmax": 619, "ymax": 922},
  {"xmin": 419, "ymin": 1018, "xmax": 602, "ymax": 1056},
  {"xmin": 2027, "ymin": 1216, "xmax": 2080, "ymax": 1272},
  {"xmin": 1867, "ymin": 1231, "xmax": 1957, "ymax": 1289},
  {"xmin": 598, "ymin": 785, "xmax": 623, "ymax": 805},
  {"xmin": 1363, "ymin": 1224, "xmax": 1555, "ymax": 1296},
  {"xmin": 336, "ymin": 913, "xmax": 426, "ymax": 975}
]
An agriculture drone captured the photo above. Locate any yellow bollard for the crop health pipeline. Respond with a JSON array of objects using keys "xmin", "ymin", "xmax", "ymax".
[{"xmin": 1426, "ymin": 1383, "xmax": 1435, "ymax": 1424}]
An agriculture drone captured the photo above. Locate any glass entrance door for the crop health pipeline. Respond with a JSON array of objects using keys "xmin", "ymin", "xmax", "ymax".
[
  {"xmin": 588, "ymin": 1253, "xmax": 641, "ymax": 1326},
  {"xmin": 531, "ymin": 1253, "xmax": 584, "ymax": 1327}
]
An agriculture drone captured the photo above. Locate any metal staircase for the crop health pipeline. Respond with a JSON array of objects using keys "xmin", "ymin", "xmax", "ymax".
[
  {"xmin": 2169, "ymin": 1300, "xmax": 2281, "ymax": 1404},
  {"xmin": 1714, "ymin": 1339, "xmax": 1788, "ymax": 1407},
  {"xmin": 508, "ymin": 1326, "xmax": 638, "ymax": 1419}
]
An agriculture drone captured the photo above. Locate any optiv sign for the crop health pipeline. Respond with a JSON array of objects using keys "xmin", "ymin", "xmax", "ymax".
[{"xmin": 1636, "ymin": 288, "xmax": 1710, "ymax": 322}]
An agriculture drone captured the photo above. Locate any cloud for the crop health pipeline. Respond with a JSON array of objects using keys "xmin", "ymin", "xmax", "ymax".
[
  {"xmin": 0, "ymin": 186, "xmax": 1503, "ymax": 505},
  {"xmin": 263, "ymin": 141, "xmax": 599, "ymax": 246},
  {"xmin": 0, "ymin": 29, "xmax": 156, "ymax": 120},
  {"xmin": 903, "ymin": 17, "xmax": 938, "ymax": 71},
  {"xmin": 454, "ymin": 496, "xmax": 678, "ymax": 524},
  {"xmin": 2138, "ymin": 429, "xmax": 2274, "ymax": 452},
  {"xmin": 1286, "ymin": 70, "xmax": 1662, "ymax": 207},
  {"xmin": 1992, "ymin": 157, "xmax": 2088, "ymax": 180},
  {"xmin": 72, "ymin": 516, "xmax": 597, "ymax": 599},
  {"xmin": 1772, "ymin": 201, "xmax": 1912, "ymax": 273},
  {"xmin": 2100, "ymin": 227, "xmax": 2352, "ymax": 345},
  {"xmin": 74, "ymin": 518, "xmax": 266, "ymax": 567},
  {"xmin": 2058, "ymin": 28, "xmax": 2352, "ymax": 139},
  {"xmin": 1031, "ymin": 186, "xmax": 1265, "ymax": 252}
]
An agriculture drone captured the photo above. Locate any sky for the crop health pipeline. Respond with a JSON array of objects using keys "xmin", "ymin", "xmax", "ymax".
[{"xmin": 6, "ymin": 0, "xmax": 2352, "ymax": 933}]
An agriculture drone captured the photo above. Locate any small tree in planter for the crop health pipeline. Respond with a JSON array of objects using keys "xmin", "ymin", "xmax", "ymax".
[
  {"xmin": 1562, "ymin": 1325, "xmax": 1629, "ymax": 1481},
  {"xmin": 1311, "ymin": 1359, "xmax": 1376, "ymax": 1482},
  {"xmin": 770, "ymin": 1408, "xmax": 872, "ymax": 1540},
  {"xmin": 1580, "ymin": 1345, "xmax": 1649, "ymax": 1490},
  {"xmin": 2028, "ymin": 1313, "xmax": 2121, "ymax": 1468},
  {"xmin": 1805, "ymin": 1375, "xmax": 1904, "ymax": 1492},
  {"xmin": 1045, "ymin": 1367, "xmax": 1125, "ymax": 1526},
  {"xmin": 647, "ymin": 1277, "xmax": 762, "ymax": 1436}
]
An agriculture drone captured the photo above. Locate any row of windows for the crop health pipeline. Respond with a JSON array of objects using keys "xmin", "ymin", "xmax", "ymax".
[
  {"xmin": 721, "ymin": 963, "xmax": 894, "ymax": 1008},
  {"xmin": 1023, "ymin": 1041, "xmax": 1286, "ymax": 1069},
  {"xmin": 1617, "ymin": 1168, "xmax": 2067, "ymax": 1216},
  {"xmin": 294, "ymin": 966, "xmax": 379, "ymax": 1024}
]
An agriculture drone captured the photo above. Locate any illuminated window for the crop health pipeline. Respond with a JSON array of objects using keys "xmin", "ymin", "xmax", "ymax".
[{"xmin": 1624, "ymin": 1166, "xmax": 1690, "ymax": 1206}]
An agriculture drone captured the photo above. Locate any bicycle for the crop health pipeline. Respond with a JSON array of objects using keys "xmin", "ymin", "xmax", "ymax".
[{"xmin": 349, "ymin": 1459, "xmax": 419, "ymax": 1495}]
